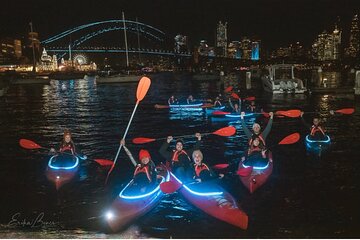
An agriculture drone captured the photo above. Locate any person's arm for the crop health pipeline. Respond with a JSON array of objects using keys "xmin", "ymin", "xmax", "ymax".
[
  {"xmin": 240, "ymin": 112, "xmax": 252, "ymax": 139},
  {"xmin": 300, "ymin": 112, "xmax": 311, "ymax": 130},
  {"xmin": 159, "ymin": 137, "xmax": 172, "ymax": 160},
  {"xmin": 228, "ymin": 98, "xmax": 235, "ymax": 110},
  {"xmin": 188, "ymin": 133, "xmax": 202, "ymax": 154},
  {"xmin": 262, "ymin": 112, "xmax": 274, "ymax": 139},
  {"xmin": 120, "ymin": 139, "xmax": 137, "ymax": 167}
]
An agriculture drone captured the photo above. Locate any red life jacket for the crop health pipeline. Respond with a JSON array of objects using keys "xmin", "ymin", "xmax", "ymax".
[
  {"xmin": 60, "ymin": 144, "xmax": 75, "ymax": 154},
  {"xmin": 249, "ymin": 134, "xmax": 266, "ymax": 147},
  {"xmin": 194, "ymin": 163, "xmax": 210, "ymax": 177},
  {"xmin": 172, "ymin": 150, "xmax": 191, "ymax": 162},
  {"xmin": 134, "ymin": 165, "xmax": 152, "ymax": 182},
  {"xmin": 247, "ymin": 146, "xmax": 263, "ymax": 155},
  {"xmin": 310, "ymin": 125, "xmax": 325, "ymax": 136}
]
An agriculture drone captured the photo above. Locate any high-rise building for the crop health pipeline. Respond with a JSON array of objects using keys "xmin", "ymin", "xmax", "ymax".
[
  {"xmin": 312, "ymin": 24, "xmax": 342, "ymax": 61},
  {"xmin": 174, "ymin": 34, "xmax": 188, "ymax": 53},
  {"xmin": 216, "ymin": 21, "xmax": 227, "ymax": 57},
  {"xmin": 227, "ymin": 41, "xmax": 241, "ymax": 59},
  {"xmin": 241, "ymin": 37, "xmax": 252, "ymax": 60},
  {"xmin": 346, "ymin": 14, "xmax": 359, "ymax": 57},
  {"xmin": 251, "ymin": 41, "xmax": 260, "ymax": 60}
]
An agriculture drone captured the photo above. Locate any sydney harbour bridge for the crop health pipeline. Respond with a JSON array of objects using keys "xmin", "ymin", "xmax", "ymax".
[{"xmin": 41, "ymin": 19, "xmax": 192, "ymax": 65}]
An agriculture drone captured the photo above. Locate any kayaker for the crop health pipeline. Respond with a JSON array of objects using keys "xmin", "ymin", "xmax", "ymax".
[
  {"xmin": 241, "ymin": 136, "xmax": 271, "ymax": 167},
  {"xmin": 191, "ymin": 149, "xmax": 223, "ymax": 182},
  {"xmin": 246, "ymin": 101, "xmax": 259, "ymax": 113},
  {"xmin": 160, "ymin": 133, "xmax": 201, "ymax": 181},
  {"xmin": 187, "ymin": 95, "xmax": 195, "ymax": 104},
  {"xmin": 240, "ymin": 111, "xmax": 274, "ymax": 146},
  {"xmin": 120, "ymin": 139, "xmax": 156, "ymax": 191},
  {"xmin": 300, "ymin": 111, "xmax": 330, "ymax": 140},
  {"xmin": 168, "ymin": 95, "xmax": 177, "ymax": 105},
  {"xmin": 50, "ymin": 129, "xmax": 86, "ymax": 157},
  {"xmin": 214, "ymin": 96, "xmax": 222, "ymax": 107},
  {"xmin": 228, "ymin": 98, "xmax": 241, "ymax": 113}
]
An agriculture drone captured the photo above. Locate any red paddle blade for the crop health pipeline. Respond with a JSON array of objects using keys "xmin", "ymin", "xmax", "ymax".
[
  {"xmin": 136, "ymin": 77, "xmax": 151, "ymax": 102},
  {"xmin": 262, "ymin": 112, "xmax": 270, "ymax": 118},
  {"xmin": 245, "ymin": 96, "xmax": 255, "ymax": 101},
  {"xmin": 335, "ymin": 108, "xmax": 354, "ymax": 114},
  {"xmin": 132, "ymin": 137, "xmax": 156, "ymax": 144},
  {"xmin": 212, "ymin": 164, "xmax": 229, "ymax": 170},
  {"xmin": 213, "ymin": 126, "xmax": 236, "ymax": 137},
  {"xmin": 94, "ymin": 159, "xmax": 113, "ymax": 166},
  {"xmin": 212, "ymin": 111, "xmax": 231, "ymax": 115},
  {"xmin": 19, "ymin": 139, "xmax": 42, "ymax": 150},
  {"xmin": 237, "ymin": 166, "xmax": 253, "ymax": 177},
  {"xmin": 278, "ymin": 133, "xmax": 300, "ymax": 145},
  {"xmin": 231, "ymin": 92, "xmax": 240, "ymax": 99},
  {"xmin": 160, "ymin": 181, "xmax": 182, "ymax": 194},
  {"xmin": 224, "ymin": 86, "xmax": 233, "ymax": 93},
  {"xmin": 276, "ymin": 110, "xmax": 301, "ymax": 118}
]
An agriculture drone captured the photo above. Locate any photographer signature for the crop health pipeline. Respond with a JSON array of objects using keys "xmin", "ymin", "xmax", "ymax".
[{"xmin": 8, "ymin": 212, "xmax": 56, "ymax": 228}]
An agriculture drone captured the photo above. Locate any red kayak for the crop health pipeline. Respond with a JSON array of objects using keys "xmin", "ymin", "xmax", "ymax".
[
  {"xmin": 45, "ymin": 154, "xmax": 80, "ymax": 190},
  {"xmin": 169, "ymin": 172, "xmax": 248, "ymax": 230},
  {"xmin": 238, "ymin": 151, "xmax": 273, "ymax": 194},
  {"xmin": 106, "ymin": 164, "xmax": 169, "ymax": 232}
]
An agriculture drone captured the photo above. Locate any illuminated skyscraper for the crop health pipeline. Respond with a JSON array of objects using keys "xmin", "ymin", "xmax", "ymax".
[
  {"xmin": 241, "ymin": 37, "xmax": 252, "ymax": 60},
  {"xmin": 216, "ymin": 21, "xmax": 227, "ymax": 57},
  {"xmin": 251, "ymin": 41, "xmax": 260, "ymax": 60},
  {"xmin": 312, "ymin": 24, "xmax": 342, "ymax": 61},
  {"xmin": 346, "ymin": 14, "xmax": 359, "ymax": 57}
]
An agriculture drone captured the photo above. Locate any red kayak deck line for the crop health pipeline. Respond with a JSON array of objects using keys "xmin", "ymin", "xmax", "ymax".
[
  {"xmin": 106, "ymin": 164, "xmax": 169, "ymax": 232},
  {"xmin": 238, "ymin": 152, "xmax": 273, "ymax": 194},
  {"xmin": 169, "ymin": 172, "xmax": 248, "ymax": 230}
]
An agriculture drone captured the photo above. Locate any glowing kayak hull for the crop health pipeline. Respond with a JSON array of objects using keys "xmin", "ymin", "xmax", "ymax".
[
  {"xmin": 205, "ymin": 105, "xmax": 225, "ymax": 115},
  {"xmin": 238, "ymin": 152, "xmax": 273, "ymax": 194},
  {"xmin": 305, "ymin": 134, "xmax": 331, "ymax": 156},
  {"xmin": 45, "ymin": 154, "xmax": 79, "ymax": 190},
  {"xmin": 211, "ymin": 112, "xmax": 254, "ymax": 121},
  {"xmin": 106, "ymin": 165, "xmax": 169, "ymax": 232},
  {"xmin": 170, "ymin": 172, "xmax": 248, "ymax": 230}
]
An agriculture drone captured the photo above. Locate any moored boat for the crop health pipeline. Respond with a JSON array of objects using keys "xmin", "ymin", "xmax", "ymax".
[
  {"xmin": 238, "ymin": 151, "xmax": 273, "ymax": 193},
  {"xmin": 105, "ymin": 164, "xmax": 169, "ymax": 232},
  {"xmin": 169, "ymin": 172, "xmax": 248, "ymax": 230},
  {"xmin": 305, "ymin": 134, "xmax": 331, "ymax": 156},
  {"xmin": 45, "ymin": 154, "xmax": 80, "ymax": 190}
]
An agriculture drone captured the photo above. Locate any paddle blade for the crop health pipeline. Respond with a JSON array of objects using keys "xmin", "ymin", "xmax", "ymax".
[
  {"xmin": 335, "ymin": 108, "xmax": 354, "ymax": 115},
  {"xmin": 213, "ymin": 126, "xmax": 236, "ymax": 137},
  {"xmin": 132, "ymin": 137, "xmax": 156, "ymax": 144},
  {"xmin": 160, "ymin": 181, "xmax": 182, "ymax": 194},
  {"xmin": 94, "ymin": 159, "xmax": 113, "ymax": 166},
  {"xmin": 19, "ymin": 139, "xmax": 42, "ymax": 150},
  {"xmin": 136, "ymin": 77, "xmax": 151, "ymax": 102},
  {"xmin": 212, "ymin": 164, "xmax": 229, "ymax": 170},
  {"xmin": 245, "ymin": 96, "xmax": 255, "ymax": 101},
  {"xmin": 278, "ymin": 133, "xmax": 300, "ymax": 145},
  {"xmin": 262, "ymin": 112, "xmax": 270, "ymax": 118},
  {"xmin": 231, "ymin": 92, "xmax": 240, "ymax": 99},
  {"xmin": 212, "ymin": 111, "xmax": 231, "ymax": 115},
  {"xmin": 276, "ymin": 110, "xmax": 301, "ymax": 118},
  {"xmin": 237, "ymin": 167, "xmax": 253, "ymax": 177},
  {"xmin": 224, "ymin": 86, "xmax": 233, "ymax": 93}
]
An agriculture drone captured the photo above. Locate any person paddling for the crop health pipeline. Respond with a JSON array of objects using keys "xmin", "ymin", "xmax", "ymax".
[
  {"xmin": 241, "ymin": 136, "xmax": 271, "ymax": 168},
  {"xmin": 191, "ymin": 149, "xmax": 223, "ymax": 182},
  {"xmin": 300, "ymin": 111, "xmax": 333, "ymax": 140},
  {"xmin": 246, "ymin": 100, "xmax": 259, "ymax": 113},
  {"xmin": 120, "ymin": 139, "xmax": 156, "ymax": 192},
  {"xmin": 187, "ymin": 95, "xmax": 195, "ymax": 104},
  {"xmin": 228, "ymin": 98, "xmax": 241, "ymax": 113},
  {"xmin": 168, "ymin": 95, "xmax": 178, "ymax": 105},
  {"xmin": 214, "ymin": 96, "xmax": 222, "ymax": 107},
  {"xmin": 160, "ymin": 133, "xmax": 201, "ymax": 181}
]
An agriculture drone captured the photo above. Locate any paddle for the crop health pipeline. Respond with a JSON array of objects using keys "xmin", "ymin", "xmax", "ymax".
[
  {"xmin": 303, "ymin": 108, "xmax": 355, "ymax": 115},
  {"xmin": 259, "ymin": 110, "xmax": 301, "ymax": 118},
  {"xmin": 132, "ymin": 126, "xmax": 236, "ymax": 144},
  {"xmin": 106, "ymin": 76, "xmax": 151, "ymax": 184},
  {"xmin": 244, "ymin": 96, "xmax": 256, "ymax": 101},
  {"xmin": 212, "ymin": 132, "xmax": 301, "ymax": 175},
  {"xmin": 224, "ymin": 86, "xmax": 233, "ymax": 93},
  {"xmin": 212, "ymin": 111, "xmax": 231, "ymax": 115},
  {"xmin": 231, "ymin": 92, "xmax": 240, "ymax": 100},
  {"xmin": 19, "ymin": 138, "xmax": 113, "ymax": 166}
]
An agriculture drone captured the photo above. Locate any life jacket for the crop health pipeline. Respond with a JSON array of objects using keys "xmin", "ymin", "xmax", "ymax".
[
  {"xmin": 310, "ymin": 125, "xmax": 325, "ymax": 136},
  {"xmin": 172, "ymin": 150, "xmax": 191, "ymax": 163},
  {"xmin": 134, "ymin": 165, "xmax": 152, "ymax": 182},
  {"xmin": 194, "ymin": 163, "xmax": 210, "ymax": 177},
  {"xmin": 249, "ymin": 134, "xmax": 266, "ymax": 147},
  {"xmin": 247, "ymin": 146, "xmax": 262, "ymax": 155},
  {"xmin": 59, "ymin": 143, "xmax": 75, "ymax": 155}
]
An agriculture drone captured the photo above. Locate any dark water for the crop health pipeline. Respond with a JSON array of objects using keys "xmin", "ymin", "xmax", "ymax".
[{"xmin": 0, "ymin": 73, "xmax": 359, "ymax": 238}]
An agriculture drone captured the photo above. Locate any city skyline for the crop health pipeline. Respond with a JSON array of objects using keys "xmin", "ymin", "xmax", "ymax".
[{"xmin": 1, "ymin": 0, "xmax": 360, "ymax": 50}]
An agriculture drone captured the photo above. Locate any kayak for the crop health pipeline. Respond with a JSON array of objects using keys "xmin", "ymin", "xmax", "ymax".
[
  {"xmin": 305, "ymin": 134, "xmax": 331, "ymax": 156},
  {"xmin": 169, "ymin": 172, "xmax": 248, "ymax": 230},
  {"xmin": 238, "ymin": 151, "xmax": 273, "ymax": 194},
  {"xmin": 155, "ymin": 103, "xmax": 213, "ymax": 111},
  {"xmin": 205, "ymin": 105, "xmax": 225, "ymax": 115},
  {"xmin": 106, "ymin": 164, "xmax": 170, "ymax": 232},
  {"xmin": 211, "ymin": 112, "xmax": 255, "ymax": 122},
  {"xmin": 45, "ymin": 154, "xmax": 80, "ymax": 190}
]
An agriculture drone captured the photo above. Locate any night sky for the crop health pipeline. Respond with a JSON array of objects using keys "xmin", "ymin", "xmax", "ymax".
[{"xmin": 1, "ymin": 0, "xmax": 360, "ymax": 50}]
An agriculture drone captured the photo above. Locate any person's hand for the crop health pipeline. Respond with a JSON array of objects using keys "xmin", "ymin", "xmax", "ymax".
[
  {"xmin": 269, "ymin": 112, "xmax": 274, "ymax": 119},
  {"xmin": 49, "ymin": 148, "xmax": 56, "ymax": 154},
  {"xmin": 167, "ymin": 136, "xmax": 173, "ymax": 143},
  {"xmin": 195, "ymin": 132, "xmax": 201, "ymax": 141},
  {"xmin": 301, "ymin": 111, "xmax": 304, "ymax": 117},
  {"xmin": 83, "ymin": 155, "xmax": 88, "ymax": 160},
  {"xmin": 218, "ymin": 173, "xmax": 225, "ymax": 179},
  {"xmin": 120, "ymin": 139, "xmax": 125, "ymax": 146},
  {"xmin": 330, "ymin": 110, "xmax": 334, "ymax": 115},
  {"xmin": 240, "ymin": 111, "xmax": 245, "ymax": 119},
  {"xmin": 195, "ymin": 178, "xmax": 202, "ymax": 182}
]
